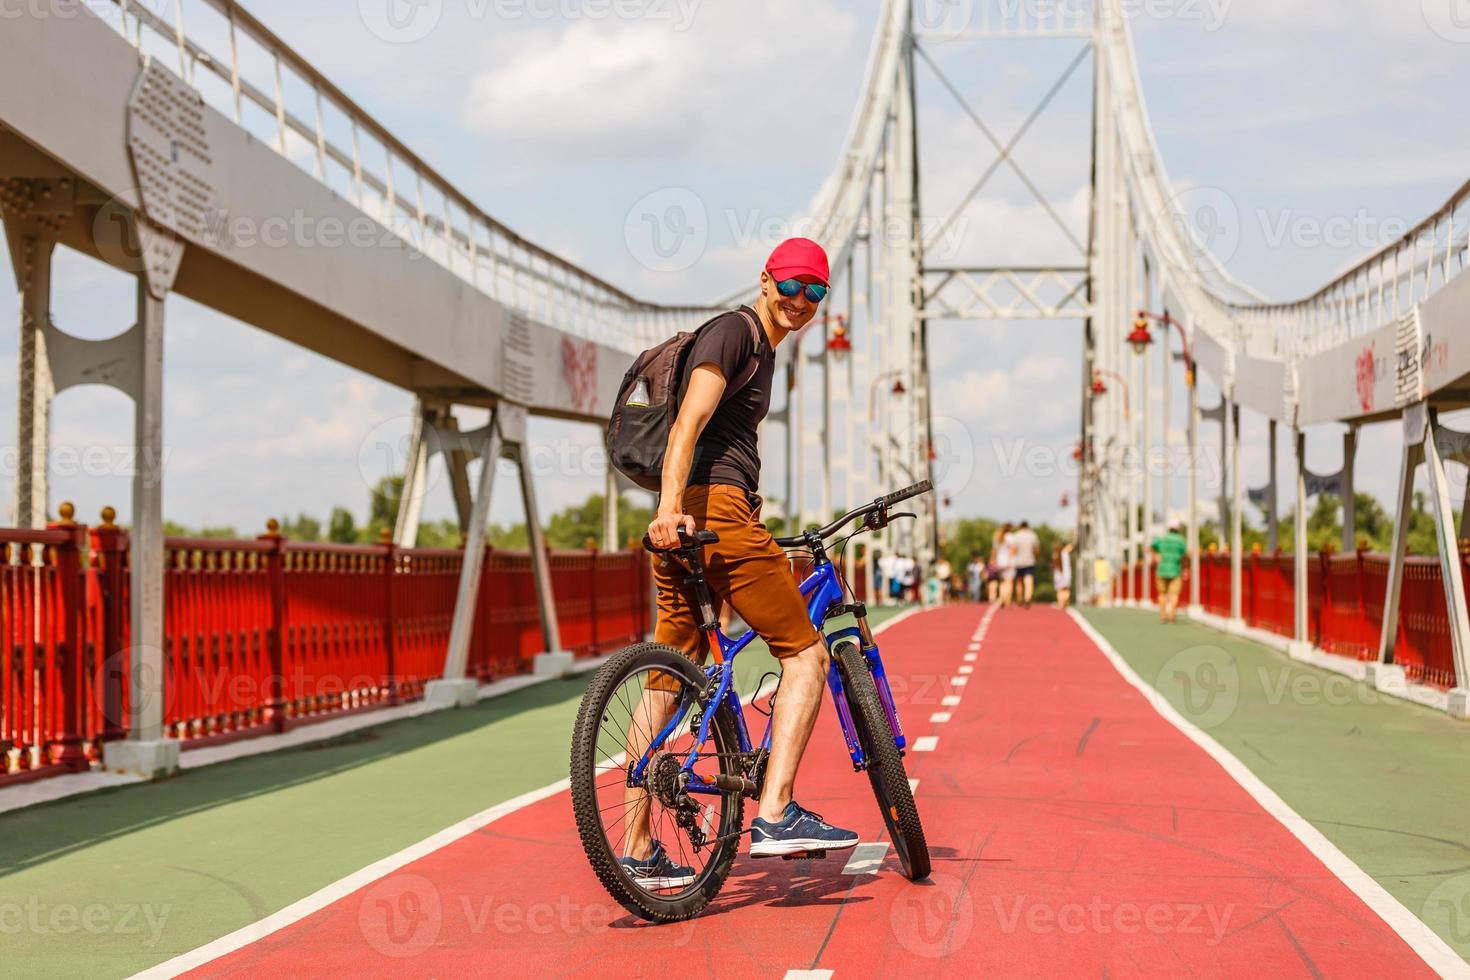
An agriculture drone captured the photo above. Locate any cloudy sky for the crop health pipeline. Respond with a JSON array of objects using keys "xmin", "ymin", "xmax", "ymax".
[{"xmin": 2, "ymin": 0, "xmax": 1468, "ymax": 536}]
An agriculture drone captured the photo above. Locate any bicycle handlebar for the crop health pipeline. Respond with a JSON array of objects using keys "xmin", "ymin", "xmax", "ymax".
[{"xmin": 773, "ymin": 480, "xmax": 932, "ymax": 548}]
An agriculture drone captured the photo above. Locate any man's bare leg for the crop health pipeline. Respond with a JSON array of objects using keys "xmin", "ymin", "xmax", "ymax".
[
  {"xmin": 757, "ymin": 639, "xmax": 829, "ymax": 823},
  {"xmin": 622, "ymin": 686, "xmax": 675, "ymax": 860}
]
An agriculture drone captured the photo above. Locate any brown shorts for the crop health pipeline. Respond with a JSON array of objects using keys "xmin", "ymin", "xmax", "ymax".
[{"xmin": 651, "ymin": 484, "xmax": 823, "ymax": 687}]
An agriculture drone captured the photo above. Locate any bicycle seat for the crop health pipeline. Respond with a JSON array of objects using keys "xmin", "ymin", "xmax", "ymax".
[{"xmin": 642, "ymin": 528, "xmax": 720, "ymax": 553}]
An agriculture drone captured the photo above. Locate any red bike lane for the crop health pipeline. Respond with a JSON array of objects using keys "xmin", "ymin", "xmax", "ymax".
[{"xmin": 180, "ymin": 606, "xmax": 1438, "ymax": 978}]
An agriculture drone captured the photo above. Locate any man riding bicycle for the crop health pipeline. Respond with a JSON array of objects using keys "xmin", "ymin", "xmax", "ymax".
[{"xmin": 624, "ymin": 238, "xmax": 860, "ymax": 886}]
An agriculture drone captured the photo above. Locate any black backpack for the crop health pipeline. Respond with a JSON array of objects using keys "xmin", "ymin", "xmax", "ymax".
[{"xmin": 606, "ymin": 308, "xmax": 763, "ymax": 491}]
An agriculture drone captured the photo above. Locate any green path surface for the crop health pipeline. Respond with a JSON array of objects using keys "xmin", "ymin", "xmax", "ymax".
[
  {"xmin": 1081, "ymin": 608, "xmax": 1470, "ymax": 962},
  {"xmin": 0, "ymin": 606, "xmax": 908, "ymax": 979}
]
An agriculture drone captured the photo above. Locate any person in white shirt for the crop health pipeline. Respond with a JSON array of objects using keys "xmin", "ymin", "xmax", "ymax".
[
  {"xmin": 1011, "ymin": 521, "xmax": 1041, "ymax": 608},
  {"xmin": 994, "ymin": 523, "xmax": 1016, "ymax": 606},
  {"xmin": 877, "ymin": 552, "xmax": 898, "ymax": 605},
  {"xmin": 899, "ymin": 555, "xmax": 918, "ymax": 603},
  {"xmin": 933, "ymin": 557, "xmax": 952, "ymax": 606},
  {"xmin": 1053, "ymin": 541, "xmax": 1073, "ymax": 609}
]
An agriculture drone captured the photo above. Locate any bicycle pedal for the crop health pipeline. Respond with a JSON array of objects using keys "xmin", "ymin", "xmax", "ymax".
[{"xmin": 779, "ymin": 850, "xmax": 830, "ymax": 861}]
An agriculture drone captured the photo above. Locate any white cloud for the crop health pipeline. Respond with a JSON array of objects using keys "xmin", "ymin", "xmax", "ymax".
[{"xmin": 461, "ymin": 1, "xmax": 863, "ymax": 160}]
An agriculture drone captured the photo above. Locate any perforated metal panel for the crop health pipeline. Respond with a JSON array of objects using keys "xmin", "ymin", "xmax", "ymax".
[
  {"xmin": 126, "ymin": 58, "xmax": 217, "ymax": 247},
  {"xmin": 1394, "ymin": 309, "xmax": 1422, "ymax": 408},
  {"xmin": 502, "ymin": 312, "xmax": 536, "ymax": 404}
]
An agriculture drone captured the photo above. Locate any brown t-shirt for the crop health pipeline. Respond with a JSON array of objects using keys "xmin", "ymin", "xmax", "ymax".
[{"xmin": 680, "ymin": 306, "xmax": 775, "ymax": 493}]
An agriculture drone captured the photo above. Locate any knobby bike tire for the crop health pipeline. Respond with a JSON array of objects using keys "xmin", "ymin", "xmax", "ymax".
[
  {"xmin": 833, "ymin": 640, "xmax": 931, "ymax": 881},
  {"xmin": 570, "ymin": 642, "xmax": 744, "ymax": 922}
]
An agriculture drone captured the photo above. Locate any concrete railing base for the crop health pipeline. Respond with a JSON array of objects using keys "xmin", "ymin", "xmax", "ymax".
[
  {"xmin": 424, "ymin": 678, "xmax": 479, "ymax": 710},
  {"xmin": 534, "ymin": 650, "xmax": 576, "ymax": 677},
  {"xmin": 102, "ymin": 739, "xmax": 180, "ymax": 780}
]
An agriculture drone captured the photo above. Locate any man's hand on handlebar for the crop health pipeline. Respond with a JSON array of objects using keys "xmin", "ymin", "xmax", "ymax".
[{"xmin": 647, "ymin": 511, "xmax": 696, "ymax": 550}]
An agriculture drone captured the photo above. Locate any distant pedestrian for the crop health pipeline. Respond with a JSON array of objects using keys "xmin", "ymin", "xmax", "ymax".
[
  {"xmin": 1150, "ymin": 523, "xmax": 1188, "ymax": 623},
  {"xmin": 934, "ymin": 556, "xmax": 952, "ymax": 607},
  {"xmin": 1011, "ymin": 521, "xmax": 1041, "ymax": 608},
  {"xmin": 899, "ymin": 554, "xmax": 918, "ymax": 603},
  {"xmin": 1054, "ymin": 540, "xmax": 1073, "ymax": 610},
  {"xmin": 994, "ymin": 523, "xmax": 1016, "ymax": 606},
  {"xmin": 966, "ymin": 553, "xmax": 984, "ymax": 603},
  {"xmin": 878, "ymin": 551, "xmax": 898, "ymax": 605}
]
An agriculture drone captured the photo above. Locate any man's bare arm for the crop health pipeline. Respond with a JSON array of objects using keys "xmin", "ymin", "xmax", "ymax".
[{"xmin": 647, "ymin": 364, "xmax": 726, "ymax": 548}]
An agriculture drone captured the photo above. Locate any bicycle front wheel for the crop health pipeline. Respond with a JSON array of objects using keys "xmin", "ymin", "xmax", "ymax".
[
  {"xmin": 833, "ymin": 640, "xmax": 931, "ymax": 881},
  {"xmin": 570, "ymin": 642, "xmax": 744, "ymax": 922}
]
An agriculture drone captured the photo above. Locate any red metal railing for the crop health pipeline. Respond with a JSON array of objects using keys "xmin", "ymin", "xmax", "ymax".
[
  {"xmin": 1245, "ymin": 552, "xmax": 1295, "ymax": 639},
  {"xmin": 0, "ymin": 517, "xmax": 89, "ymax": 787},
  {"xmin": 1116, "ymin": 547, "xmax": 1470, "ymax": 691},
  {"xmin": 2, "ymin": 513, "xmax": 654, "ymax": 780},
  {"xmin": 1200, "ymin": 553, "xmax": 1231, "ymax": 617}
]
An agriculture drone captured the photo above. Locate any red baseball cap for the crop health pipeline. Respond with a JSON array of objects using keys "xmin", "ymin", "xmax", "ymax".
[{"xmin": 765, "ymin": 237, "xmax": 830, "ymax": 287}]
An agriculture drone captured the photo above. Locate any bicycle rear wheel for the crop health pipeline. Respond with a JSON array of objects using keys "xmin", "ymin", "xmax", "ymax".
[
  {"xmin": 570, "ymin": 642, "xmax": 744, "ymax": 922},
  {"xmin": 833, "ymin": 640, "xmax": 931, "ymax": 880}
]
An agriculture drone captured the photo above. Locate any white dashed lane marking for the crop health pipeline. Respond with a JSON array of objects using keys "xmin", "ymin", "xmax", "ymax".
[
  {"xmin": 908, "ymin": 777, "xmax": 919, "ymax": 792},
  {"xmin": 913, "ymin": 735, "xmax": 939, "ymax": 752},
  {"xmin": 951, "ymin": 676, "xmax": 968, "ymax": 687},
  {"xmin": 958, "ymin": 665, "xmax": 973, "ymax": 675},
  {"xmin": 784, "ymin": 971, "xmax": 833, "ymax": 980},
  {"xmin": 964, "ymin": 652, "xmax": 977, "ymax": 662},
  {"xmin": 842, "ymin": 842, "xmax": 891, "ymax": 875},
  {"xmin": 929, "ymin": 711, "xmax": 951, "ymax": 723},
  {"xmin": 942, "ymin": 695, "xmax": 961, "ymax": 706}
]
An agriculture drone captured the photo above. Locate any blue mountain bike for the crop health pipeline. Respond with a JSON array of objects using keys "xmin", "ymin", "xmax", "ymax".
[{"xmin": 571, "ymin": 481, "xmax": 933, "ymax": 922}]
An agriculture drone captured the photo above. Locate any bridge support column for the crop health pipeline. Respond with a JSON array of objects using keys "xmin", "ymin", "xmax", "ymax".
[
  {"xmin": 103, "ymin": 272, "xmax": 179, "ymax": 779},
  {"xmin": 1370, "ymin": 407, "xmax": 1425, "ymax": 697},
  {"xmin": 393, "ymin": 401, "xmax": 432, "ymax": 548},
  {"xmin": 1228, "ymin": 401, "xmax": 1244, "ymax": 629},
  {"xmin": 1265, "ymin": 418, "xmax": 1278, "ymax": 551},
  {"xmin": 515, "ymin": 430, "xmax": 573, "ymax": 677},
  {"xmin": 1341, "ymin": 425, "xmax": 1358, "ymax": 553},
  {"xmin": 1186, "ymin": 359, "xmax": 1200, "ymax": 613},
  {"xmin": 1425, "ymin": 413, "xmax": 1470, "ymax": 717},
  {"xmin": 440, "ymin": 413, "xmax": 476, "ymax": 537},
  {"xmin": 12, "ymin": 232, "xmax": 55, "ymax": 528},
  {"xmin": 603, "ymin": 465, "xmax": 619, "ymax": 553},
  {"xmin": 1289, "ymin": 428, "xmax": 1311, "ymax": 659},
  {"xmin": 426, "ymin": 408, "xmax": 505, "ymax": 711}
]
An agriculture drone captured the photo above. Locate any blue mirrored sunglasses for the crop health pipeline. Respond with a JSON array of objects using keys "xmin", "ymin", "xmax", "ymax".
[{"xmin": 772, "ymin": 277, "xmax": 829, "ymax": 303}]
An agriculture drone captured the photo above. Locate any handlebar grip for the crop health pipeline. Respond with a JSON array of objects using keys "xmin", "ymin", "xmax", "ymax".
[{"xmin": 878, "ymin": 480, "xmax": 932, "ymax": 509}]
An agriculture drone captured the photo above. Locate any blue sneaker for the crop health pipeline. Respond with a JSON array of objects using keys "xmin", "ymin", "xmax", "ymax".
[
  {"xmin": 749, "ymin": 801, "xmax": 860, "ymax": 857},
  {"xmin": 618, "ymin": 840, "xmax": 696, "ymax": 889}
]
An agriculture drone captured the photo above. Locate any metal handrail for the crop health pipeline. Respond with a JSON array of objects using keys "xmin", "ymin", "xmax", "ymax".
[{"xmin": 104, "ymin": 0, "xmax": 722, "ymax": 352}]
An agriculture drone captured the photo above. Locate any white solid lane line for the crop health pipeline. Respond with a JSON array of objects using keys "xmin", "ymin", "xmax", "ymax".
[{"xmin": 1067, "ymin": 609, "xmax": 1469, "ymax": 979}]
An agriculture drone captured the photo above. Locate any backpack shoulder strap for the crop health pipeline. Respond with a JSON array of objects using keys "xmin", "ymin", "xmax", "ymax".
[{"xmin": 720, "ymin": 308, "xmax": 765, "ymax": 403}]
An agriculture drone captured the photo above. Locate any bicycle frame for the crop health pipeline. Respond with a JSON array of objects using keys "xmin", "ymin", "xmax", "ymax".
[{"xmin": 630, "ymin": 556, "xmax": 909, "ymax": 800}]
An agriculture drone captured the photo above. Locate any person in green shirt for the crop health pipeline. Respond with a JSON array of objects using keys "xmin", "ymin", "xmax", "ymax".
[{"xmin": 1150, "ymin": 524, "xmax": 1188, "ymax": 623}]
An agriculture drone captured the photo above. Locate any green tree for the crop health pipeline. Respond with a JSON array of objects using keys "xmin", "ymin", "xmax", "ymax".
[
  {"xmin": 278, "ymin": 513, "xmax": 322, "ymax": 542},
  {"xmin": 327, "ymin": 507, "xmax": 357, "ymax": 544},
  {"xmin": 162, "ymin": 520, "xmax": 240, "ymax": 539}
]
